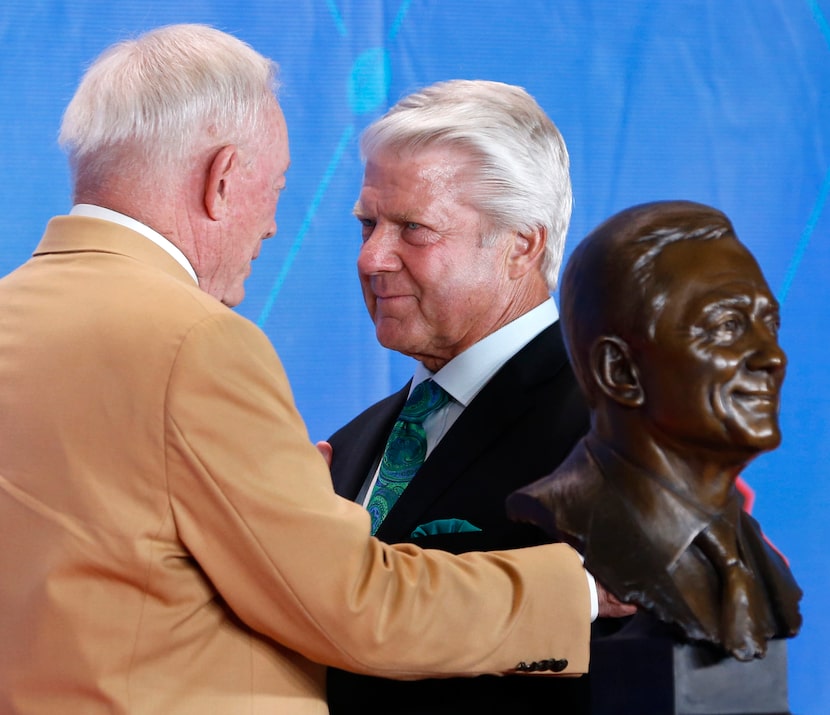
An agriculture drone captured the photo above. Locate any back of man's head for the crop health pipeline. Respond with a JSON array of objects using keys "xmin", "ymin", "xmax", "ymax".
[{"xmin": 59, "ymin": 23, "xmax": 279, "ymax": 194}]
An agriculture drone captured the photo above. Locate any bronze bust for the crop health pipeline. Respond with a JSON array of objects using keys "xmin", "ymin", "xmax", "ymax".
[{"xmin": 507, "ymin": 200, "xmax": 802, "ymax": 661}]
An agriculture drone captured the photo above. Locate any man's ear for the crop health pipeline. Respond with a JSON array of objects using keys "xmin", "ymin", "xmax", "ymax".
[
  {"xmin": 204, "ymin": 145, "xmax": 238, "ymax": 220},
  {"xmin": 507, "ymin": 226, "xmax": 546, "ymax": 278},
  {"xmin": 590, "ymin": 336, "xmax": 644, "ymax": 407}
]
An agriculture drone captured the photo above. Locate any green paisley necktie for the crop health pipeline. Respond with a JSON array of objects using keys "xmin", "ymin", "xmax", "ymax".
[{"xmin": 367, "ymin": 379, "xmax": 449, "ymax": 534}]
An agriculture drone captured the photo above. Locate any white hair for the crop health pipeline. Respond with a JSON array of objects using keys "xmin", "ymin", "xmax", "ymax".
[
  {"xmin": 59, "ymin": 24, "xmax": 279, "ymax": 180},
  {"xmin": 360, "ymin": 80, "xmax": 572, "ymax": 291}
]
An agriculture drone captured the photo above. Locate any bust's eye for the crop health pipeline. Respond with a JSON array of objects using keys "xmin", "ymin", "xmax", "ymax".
[
  {"xmin": 708, "ymin": 312, "xmax": 746, "ymax": 344},
  {"xmin": 763, "ymin": 311, "xmax": 781, "ymax": 338}
]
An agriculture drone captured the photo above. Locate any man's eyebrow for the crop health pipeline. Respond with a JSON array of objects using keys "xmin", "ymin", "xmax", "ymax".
[{"xmin": 351, "ymin": 205, "xmax": 417, "ymax": 225}]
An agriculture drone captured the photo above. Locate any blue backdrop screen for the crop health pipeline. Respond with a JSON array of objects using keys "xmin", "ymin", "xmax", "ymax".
[{"xmin": 1, "ymin": 2, "xmax": 827, "ymax": 709}]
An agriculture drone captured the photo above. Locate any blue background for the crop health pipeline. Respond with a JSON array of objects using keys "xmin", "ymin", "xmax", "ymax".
[{"xmin": 1, "ymin": 1, "xmax": 827, "ymax": 711}]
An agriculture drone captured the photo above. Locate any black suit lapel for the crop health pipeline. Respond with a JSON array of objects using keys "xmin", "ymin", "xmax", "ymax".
[{"xmin": 376, "ymin": 323, "xmax": 572, "ymax": 540}]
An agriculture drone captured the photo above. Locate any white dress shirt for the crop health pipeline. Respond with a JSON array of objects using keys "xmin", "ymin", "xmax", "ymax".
[
  {"xmin": 418, "ymin": 297, "xmax": 559, "ymax": 454},
  {"xmin": 361, "ymin": 298, "xmax": 559, "ymax": 506},
  {"xmin": 70, "ymin": 204, "xmax": 199, "ymax": 285}
]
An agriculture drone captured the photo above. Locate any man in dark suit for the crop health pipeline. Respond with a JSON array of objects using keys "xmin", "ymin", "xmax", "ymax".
[
  {"xmin": 508, "ymin": 200, "xmax": 802, "ymax": 662},
  {"xmin": 326, "ymin": 79, "xmax": 593, "ymax": 714}
]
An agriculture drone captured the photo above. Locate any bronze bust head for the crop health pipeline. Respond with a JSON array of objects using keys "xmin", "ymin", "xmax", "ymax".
[{"xmin": 507, "ymin": 200, "xmax": 802, "ymax": 661}]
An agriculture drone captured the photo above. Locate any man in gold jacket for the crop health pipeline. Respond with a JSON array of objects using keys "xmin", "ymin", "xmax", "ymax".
[{"xmin": 0, "ymin": 24, "xmax": 632, "ymax": 714}]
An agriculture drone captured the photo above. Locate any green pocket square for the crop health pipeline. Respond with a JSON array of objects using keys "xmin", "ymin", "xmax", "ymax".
[{"xmin": 410, "ymin": 518, "xmax": 482, "ymax": 538}]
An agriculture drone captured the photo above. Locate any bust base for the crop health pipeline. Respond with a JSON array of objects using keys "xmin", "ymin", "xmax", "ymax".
[{"xmin": 589, "ymin": 613, "xmax": 790, "ymax": 715}]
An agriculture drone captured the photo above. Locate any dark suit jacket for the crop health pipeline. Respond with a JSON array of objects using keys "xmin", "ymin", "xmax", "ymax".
[{"xmin": 327, "ymin": 322, "xmax": 592, "ymax": 715}]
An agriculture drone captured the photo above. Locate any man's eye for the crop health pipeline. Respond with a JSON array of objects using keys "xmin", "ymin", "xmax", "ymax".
[
  {"xmin": 357, "ymin": 217, "xmax": 375, "ymax": 240},
  {"xmin": 402, "ymin": 223, "xmax": 438, "ymax": 247}
]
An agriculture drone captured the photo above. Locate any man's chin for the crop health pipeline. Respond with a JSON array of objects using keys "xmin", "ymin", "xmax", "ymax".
[
  {"xmin": 374, "ymin": 318, "xmax": 414, "ymax": 351},
  {"xmin": 222, "ymin": 286, "xmax": 245, "ymax": 308}
]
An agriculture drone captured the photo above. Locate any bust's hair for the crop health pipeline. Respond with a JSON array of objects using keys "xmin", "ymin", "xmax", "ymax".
[{"xmin": 360, "ymin": 79, "xmax": 572, "ymax": 291}]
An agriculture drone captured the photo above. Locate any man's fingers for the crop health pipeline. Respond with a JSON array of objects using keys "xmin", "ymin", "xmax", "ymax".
[
  {"xmin": 597, "ymin": 583, "xmax": 638, "ymax": 618},
  {"xmin": 316, "ymin": 440, "xmax": 333, "ymax": 468}
]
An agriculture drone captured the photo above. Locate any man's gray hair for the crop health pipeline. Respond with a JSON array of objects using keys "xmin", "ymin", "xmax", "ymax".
[{"xmin": 59, "ymin": 24, "xmax": 279, "ymax": 178}]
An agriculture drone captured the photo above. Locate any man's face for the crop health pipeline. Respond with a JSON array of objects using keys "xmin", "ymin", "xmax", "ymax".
[
  {"xmin": 202, "ymin": 101, "xmax": 289, "ymax": 307},
  {"xmin": 355, "ymin": 145, "xmax": 521, "ymax": 371},
  {"xmin": 635, "ymin": 235, "xmax": 786, "ymax": 459}
]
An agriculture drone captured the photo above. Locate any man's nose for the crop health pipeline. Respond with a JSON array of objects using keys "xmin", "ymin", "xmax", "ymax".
[{"xmin": 358, "ymin": 225, "xmax": 401, "ymax": 274}]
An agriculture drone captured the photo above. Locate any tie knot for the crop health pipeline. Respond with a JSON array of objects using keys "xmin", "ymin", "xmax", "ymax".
[{"xmin": 399, "ymin": 379, "xmax": 449, "ymax": 423}]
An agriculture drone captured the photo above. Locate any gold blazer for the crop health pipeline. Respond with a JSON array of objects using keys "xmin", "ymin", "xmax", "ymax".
[{"xmin": 0, "ymin": 216, "xmax": 590, "ymax": 714}]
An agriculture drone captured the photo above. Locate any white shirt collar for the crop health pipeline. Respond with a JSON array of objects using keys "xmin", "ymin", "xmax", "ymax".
[
  {"xmin": 414, "ymin": 298, "xmax": 559, "ymax": 406},
  {"xmin": 70, "ymin": 204, "xmax": 198, "ymax": 285}
]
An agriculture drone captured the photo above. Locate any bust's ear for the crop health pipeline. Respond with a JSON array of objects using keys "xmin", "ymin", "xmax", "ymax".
[{"xmin": 591, "ymin": 336, "xmax": 644, "ymax": 407}]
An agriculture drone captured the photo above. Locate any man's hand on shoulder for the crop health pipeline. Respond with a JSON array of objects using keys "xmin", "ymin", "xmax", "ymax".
[
  {"xmin": 597, "ymin": 582, "xmax": 637, "ymax": 618},
  {"xmin": 316, "ymin": 440, "xmax": 333, "ymax": 468}
]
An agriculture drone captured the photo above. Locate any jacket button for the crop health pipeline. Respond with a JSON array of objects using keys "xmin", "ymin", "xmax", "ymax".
[
  {"xmin": 514, "ymin": 658, "xmax": 568, "ymax": 673},
  {"xmin": 549, "ymin": 658, "xmax": 568, "ymax": 672}
]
